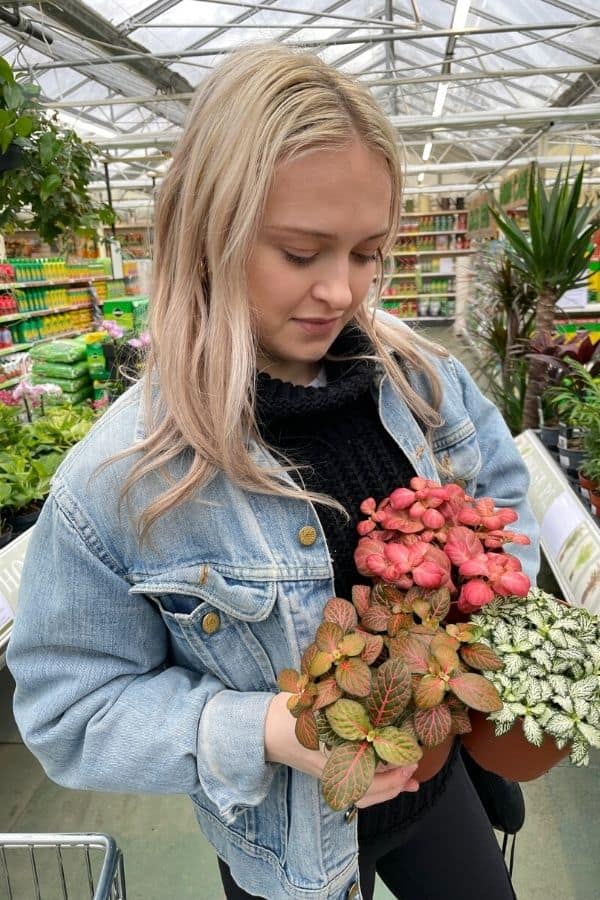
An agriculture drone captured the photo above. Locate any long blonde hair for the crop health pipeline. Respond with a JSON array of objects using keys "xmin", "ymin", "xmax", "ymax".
[{"xmin": 122, "ymin": 43, "xmax": 447, "ymax": 540}]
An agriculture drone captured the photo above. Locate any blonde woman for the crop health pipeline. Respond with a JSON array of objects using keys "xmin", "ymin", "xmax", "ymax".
[{"xmin": 9, "ymin": 45, "xmax": 537, "ymax": 900}]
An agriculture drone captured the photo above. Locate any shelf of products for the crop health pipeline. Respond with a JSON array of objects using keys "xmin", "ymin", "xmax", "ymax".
[
  {"xmin": 0, "ymin": 302, "xmax": 92, "ymax": 325},
  {"xmin": 392, "ymin": 249, "xmax": 476, "ymax": 257},
  {"xmin": 515, "ymin": 430, "xmax": 600, "ymax": 612}
]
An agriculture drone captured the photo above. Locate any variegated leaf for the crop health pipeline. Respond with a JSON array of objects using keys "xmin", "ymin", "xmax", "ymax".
[
  {"xmin": 323, "ymin": 597, "xmax": 358, "ymax": 632},
  {"xmin": 301, "ymin": 643, "xmax": 319, "ymax": 676},
  {"xmin": 389, "ymin": 631, "xmax": 431, "ymax": 674},
  {"xmin": 431, "ymin": 642, "xmax": 460, "ymax": 674},
  {"xmin": 316, "ymin": 621, "xmax": 344, "ymax": 653},
  {"xmin": 361, "ymin": 604, "xmax": 391, "ymax": 633},
  {"xmin": 372, "ymin": 726, "xmax": 422, "ymax": 765},
  {"xmin": 366, "ymin": 657, "xmax": 412, "ymax": 727},
  {"xmin": 522, "ymin": 715, "xmax": 543, "ymax": 747},
  {"xmin": 360, "ymin": 631, "xmax": 384, "ymax": 665},
  {"xmin": 427, "ymin": 587, "xmax": 451, "ymax": 621},
  {"xmin": 414, "ymin": 674, "xmax": 447, "ymax": 709},
  {"xmin": 576, "ymin": 721, "xmax": 600, "ymax": 748},
  {"xmin": 295, "ymin": 709, "xmax": 320, "ymax": 750},
  {"xmin": 278, "ymin": 668, "xmax": 305, "ymax": 693},
  {"xmin": 313, "ymin": 677, "xmax": 343, "ymax": 710},
  {"xmin": 460, "ymin": 642, "xmax": 504, "ymax": 672},
  {"xmin": 316, "ymin": 710, "xmax": 344, "ymax": 747},
  {"xmin": 545, "ymin": 712, "xmax": 575, "ymax": 739},
  {"xmin": 338, "ymin": 632, "xmax": 366, "ymax": 658},
  {"xmin": 414, "ymin": 703, "xmax": 452, "ymax": 747},
  {"xmin": 326, "ymin": 699, "xmax": 371, "ymax": 740},
  {"xmin": 335, "ymin": 657, "xmax": 372, "ymax": 697},
  {"xmin": 322, "ymin": 741, "xmax": 376, "ymax": 811},
  {"xmin": 387, "ymin": 612, "xmax": 413, "ymax": 637},
  {"xmin": 351, "ymin": 584, "xmax": 371, "ymax": 617},
  {"xmin": 449, "ymin": 673, "xmax": 503, "ymax": 712},
  {"xmin": 309, "ymin": 651, "xmax": 334, "ymax": 678}
]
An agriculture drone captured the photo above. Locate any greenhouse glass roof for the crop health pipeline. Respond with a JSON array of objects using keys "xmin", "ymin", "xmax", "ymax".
[{"xmin": 1, "ymin": 1, "xmax": 598, "ymax": 206}]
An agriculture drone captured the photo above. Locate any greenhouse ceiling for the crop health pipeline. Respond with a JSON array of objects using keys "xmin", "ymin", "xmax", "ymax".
[{"xmin": 1, "ymin": 1, "xmax": 599, "ymax": 210}]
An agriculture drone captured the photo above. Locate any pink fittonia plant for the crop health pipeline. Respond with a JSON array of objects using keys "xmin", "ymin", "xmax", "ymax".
[{"xmin": 278, "ymin": 478, "xmax": 531, "ymax": 811}]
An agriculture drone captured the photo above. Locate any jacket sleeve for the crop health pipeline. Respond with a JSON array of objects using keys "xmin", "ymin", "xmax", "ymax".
[
  {"xmin": 7, "ymin": 484, "xmax": 276, "ymax": 824},
  {"xmin": 448, "ymin": 356, "xmax": 540, "ymax": 584}
]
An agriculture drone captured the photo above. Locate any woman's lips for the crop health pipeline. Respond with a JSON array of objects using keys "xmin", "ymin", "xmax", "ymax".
[{"xmin": 292, "ymin": 317, "xmax": 340, "ymax": 336}]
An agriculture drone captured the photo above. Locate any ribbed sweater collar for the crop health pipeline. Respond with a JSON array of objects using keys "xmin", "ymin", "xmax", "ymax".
[{"xmin": 255, "ymin": 324, "xmax": 378, "ymax": 426}]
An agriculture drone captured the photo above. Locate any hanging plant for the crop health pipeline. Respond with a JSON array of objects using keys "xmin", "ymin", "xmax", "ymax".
[{"xmin": 0, "ymin": 55, "xmax": 114, "ymax": 244}]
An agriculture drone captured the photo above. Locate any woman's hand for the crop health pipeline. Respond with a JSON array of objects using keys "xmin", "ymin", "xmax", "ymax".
[{"xmin": 264, "ymin": 692, "xmax": 419, "ymax": 808}]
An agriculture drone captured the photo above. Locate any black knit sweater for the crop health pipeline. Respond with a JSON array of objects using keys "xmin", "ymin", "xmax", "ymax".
[{"xmin": 255, "ymin": 325, "xmax": 458, "ymax": 842}]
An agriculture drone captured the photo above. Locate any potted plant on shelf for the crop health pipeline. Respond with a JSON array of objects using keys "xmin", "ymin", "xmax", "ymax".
[
  {"xmin": 277, "ymin": 478, "xmax": 532, "ymax": 810},
  {"xmin": 0, "ymin": 483, "xmax": 13, "ymax": 548},
  {"xmin": 0, "ymin": 55, "xmax": 114, "ymax": 245},
  {"xmin": 463, "ymin": 589, "xmax": 600, "ymax": 780},
  {"xmin": 490, "ymin": 162, "xmax": 599, "ymax": 430}
]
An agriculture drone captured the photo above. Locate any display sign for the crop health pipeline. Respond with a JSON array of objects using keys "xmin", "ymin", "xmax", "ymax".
[
  {"xmin": 499, "ymin": 163, "xmax": 534, "ymax": 211},
  {"xmin": 515, "ymin": 430, "xmax": 600, "ymax": 614},
  {"xmin": 0, "ymin": 530, "xmax": 31, "ymax": 665},
  {"xmin": 467, "ymin": 190, "xmax": 496, "ymax": 239}
]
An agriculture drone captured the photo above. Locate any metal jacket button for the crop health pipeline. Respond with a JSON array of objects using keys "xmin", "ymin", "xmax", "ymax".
[
  {"xmin": 298, "ymin": 525, "xmax": 317, "ymax": 546},
  {"xmin": 347, "ymin": 881, "xmax": 360, "ymax": 900},
  {"xmin": 344, "ymin": 806, "xmax": 357, "ymax": 823},
  {"xmin": 201, "ymin": 612, "xmax": 221, "ymax": 634}
]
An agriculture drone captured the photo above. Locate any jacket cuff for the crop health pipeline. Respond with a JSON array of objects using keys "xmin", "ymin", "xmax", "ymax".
[{"xmin": 197, "ymin": 690, "xmax": 277, "ymax": 822}]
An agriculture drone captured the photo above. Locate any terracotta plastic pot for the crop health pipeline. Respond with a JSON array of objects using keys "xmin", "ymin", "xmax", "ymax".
[
  {"xmin": 461, "ymin": 711, "xmax": 570, "ymax": 782},
  {"xmin": 578, "ymin": 470, "xmax": 597, "ymax": 500},
  {"xmin": 415, "ymin": 735, "xmax": 453, "ymax": 783}
]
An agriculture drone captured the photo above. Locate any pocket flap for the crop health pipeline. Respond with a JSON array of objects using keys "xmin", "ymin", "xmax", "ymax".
[{"xmin": 130, "ymin": 564, "xmax": 277, "ymax": 622}]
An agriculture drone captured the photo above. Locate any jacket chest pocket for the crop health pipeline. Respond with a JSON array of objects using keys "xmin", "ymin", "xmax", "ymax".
[
  {"xmin": 130, "ymin": 566, "xmax": 280, "ymax": 692},
  {"xmin": 433, "ymin": 418, "xmax": 482, "ymax": 491}
]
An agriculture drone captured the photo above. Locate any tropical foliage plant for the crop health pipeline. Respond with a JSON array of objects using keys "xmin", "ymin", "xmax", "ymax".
[
  {"xmin": 0, "ymin": 55, "xmax": 114, "ymax": 244},
  {"xmin": 491, "ymin": 163, "xmax": 599, "ymax": 429},
  {"xmin": 472, "ymin": 589, "xmax": 600, "ymax": 766},
  {"xmin": 277, "ymin": 477, "xmax": 532, "ymax": 810}
]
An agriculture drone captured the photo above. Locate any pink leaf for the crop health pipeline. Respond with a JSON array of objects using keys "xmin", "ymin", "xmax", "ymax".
[
  {"xmin": 414, "ymin": 704, "xmax": 452, "ymax": 748},
  {"xmin": 449, "ymin": 673, "xmax": 503, "ymax": 712}
]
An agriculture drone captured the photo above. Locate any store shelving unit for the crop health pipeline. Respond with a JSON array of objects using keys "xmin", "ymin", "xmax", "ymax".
[
  {"xmin": 383, "ymin": 209, "xmax": 471, "ymax": 324},
  {"xmin": 0, "ymin": 301, "xmax": 92, "ymax": 325}
]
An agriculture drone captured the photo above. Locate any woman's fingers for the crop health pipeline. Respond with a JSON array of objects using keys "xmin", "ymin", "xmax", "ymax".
[{"xmin": 355, "ymin": 763, "xmax": 420, "ymax": 808}]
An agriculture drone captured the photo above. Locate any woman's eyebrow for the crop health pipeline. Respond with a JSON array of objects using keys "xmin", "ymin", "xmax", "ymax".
[{"xmin": 265, "ymin": 225, "xmax": 388, "ymax": 241}]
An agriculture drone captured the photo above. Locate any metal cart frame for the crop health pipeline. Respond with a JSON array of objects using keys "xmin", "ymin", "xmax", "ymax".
[{"xmin": 0, "ymin": 833, "xmax": 126, "ymax": 900}]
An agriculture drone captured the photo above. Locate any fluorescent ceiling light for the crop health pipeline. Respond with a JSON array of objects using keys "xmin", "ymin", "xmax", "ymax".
[
  {"xmin": 417, "ymin": 172, "xmax": 425, "ymax": 183},
  {"xmin": 452, "ymin": 0, "xmax": 472, "ymax": 31},
  {"xmin": 432, "ymin": 83, "xmax": 449, "ymax": 118},
  {"xmin": 422, "ymin": 141, "xmax": 433, "ymax": 161}
]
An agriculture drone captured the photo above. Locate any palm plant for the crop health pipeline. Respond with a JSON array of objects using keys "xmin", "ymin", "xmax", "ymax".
[{"xmin": 491, "ymin": 162, "xmax": 599, "ymax": 430}]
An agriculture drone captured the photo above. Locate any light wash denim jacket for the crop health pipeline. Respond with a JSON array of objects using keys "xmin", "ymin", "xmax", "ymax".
[{"xmin": 8, "ymin": 323, "xmax": 539, "ymax": 900}]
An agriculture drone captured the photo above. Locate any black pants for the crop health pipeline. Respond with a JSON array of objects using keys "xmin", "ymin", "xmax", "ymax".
[{"xmin": 217, "ymin": 754, "xmax": 517, "ymax": 900}]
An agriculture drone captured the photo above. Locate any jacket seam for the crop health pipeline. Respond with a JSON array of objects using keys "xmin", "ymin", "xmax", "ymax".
[{"xmin": 52, "ymin": 480, "xmax": 129, "ymax": 579}]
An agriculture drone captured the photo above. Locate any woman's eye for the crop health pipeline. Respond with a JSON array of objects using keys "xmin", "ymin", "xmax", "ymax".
[
  {"xmin": 353, "ymin": 252, "xmax": 378, "ymax": 265},
  {"xmin": 283, "ymin": 250, "xmax": 316, "ymax": 266}
]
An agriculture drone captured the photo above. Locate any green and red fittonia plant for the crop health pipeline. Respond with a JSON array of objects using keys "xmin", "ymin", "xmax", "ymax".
[{"xmin": 277, "ymin": 478, "xmax": 532, "ymax": 811}]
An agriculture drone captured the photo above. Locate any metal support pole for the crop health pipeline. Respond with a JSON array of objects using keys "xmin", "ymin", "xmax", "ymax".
[{"xmin": 104, "ymin": 162, "xmax": 116, "ymax": 237}]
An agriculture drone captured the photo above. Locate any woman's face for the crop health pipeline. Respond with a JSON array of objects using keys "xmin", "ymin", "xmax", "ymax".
[{"xmin": 247, "ymin": 139, "xmax": 392, "ymax": 385}]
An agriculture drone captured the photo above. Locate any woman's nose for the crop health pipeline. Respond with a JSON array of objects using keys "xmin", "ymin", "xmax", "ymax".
[{"xmin": 311, "ymin": 262, "xmax": 353, "ymax": 310}]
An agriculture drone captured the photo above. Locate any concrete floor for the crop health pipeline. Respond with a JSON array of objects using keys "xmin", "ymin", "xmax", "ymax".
[{"xmin": 0, "ymin": 324, "xmax": 598, "ymax": 899}]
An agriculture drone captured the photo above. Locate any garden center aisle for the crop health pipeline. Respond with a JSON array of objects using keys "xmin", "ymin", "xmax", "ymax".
[{"xmin": 0, "ymin": 325, "xmax": 597, "ymax": 900}]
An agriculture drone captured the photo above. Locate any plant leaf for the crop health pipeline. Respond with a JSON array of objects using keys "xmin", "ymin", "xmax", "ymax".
[
  {"xmin": 414, "ymin": 704, "xmax": 453, "ymax": 747},
  {"xmin": 427, "ymin": 587, "xmax": 451, "ymax": 620},
  {"xmin": 295, "ymin": 709, "xmax": 320, "ymax": 750},
  {"xmin": 313, "ymin": 677, "xmax": 343, "ymax": 710},
  {"xmin": 367, "ymin": 657, "xmax": 412, "ymax": 727},
  {"xmin": 351, "ymin": 584, "xmax": 371, "ymax": 616},
  {"xmin": 449, "ymin": 673, "xmax": 503, "ymax": 712},
  {"xmin": 387, "ymin": 611, "xmax": 413, "ymax": 637},
  {"xmin": 323, "ymin": 597, "xmax": 358, "ymax": 631},
  {"xmin": 326, "ymin": 699, "xmax": 371, "ymax": 740},
  {"xmin": 316, "ymin": 621, "xmax": 344, "ymax": 653},
  {"xmin": 40, "ymin": 173, "xmax": 62, "ymax": 202},
  {"xmin": 335, "ymin": 657, "xmax": 372, "ymax": 697},
  {"xmin": 414, "ymin": 674, "xmax": 447, "ymax": 709},
  {"xmin": 277, "ymin": 668, "xmax": 305, "ymax": 693},
  {"xmin": 338, "ymin": 632, "xmax": 366, "ymax": 657},
  {"xmin": 360, "ymin": 604, "xmax": 390, "ymax": 633},
  {"xmin": 360, "ymin": 631, "xmax": 384, "ymax": 665},
  {"xmin": 389, "ymin": 631, "xmax": 431, "ymax": 674},
  {"xmin": 309, "ymin": 651, "xmax": 334, "ymax": 677},
  {"xmin": 301, "ymin": 643, "xmax": 319, "ymax": 676},
  {"xmin": 322, "ymin": 741, "xmax": 376, "ymax": 811},
  {"xmin": 460, "ymin": 642, "xmax": 504, "ymax": 672},
  {"xmin": 522, "ymin": 715, "xmax": 544, "ymax": 748},
  {"xmin": 372, "ymin": 726, "xmax": 423, "ymax": 765},
  {"xmin": 431, "ymin": 642, "xmax": 460, "ymax": 674}
]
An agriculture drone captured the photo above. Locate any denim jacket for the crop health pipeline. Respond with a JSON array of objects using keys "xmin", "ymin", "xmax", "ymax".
[{"xmin": 8, "ymin": 322, "xmax": 539, "ymax": 900}]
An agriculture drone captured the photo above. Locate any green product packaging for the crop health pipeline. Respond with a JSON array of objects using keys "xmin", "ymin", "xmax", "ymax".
[
  {"xmin": 31, "ymin": 359, "xmax": 90, "ymax": 380},
  {"xmin": 29, "ymin": 338, "xmax": 87, "ymax": 363},
  {"xmin": 31, "ymin": 373, "xmax": 91, "ymax": 393}
]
